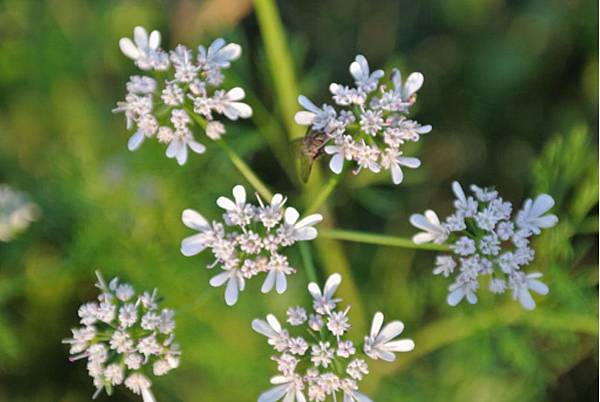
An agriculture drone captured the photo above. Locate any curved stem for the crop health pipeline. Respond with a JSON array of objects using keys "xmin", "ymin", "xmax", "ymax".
[
  {"xmin": 319, "ymin": 229, "xmax": 451, "ymax": 252},
  {"xmin": 298, "ymin": 242, "xmax": 318, "ymax": 283},
  {"xmin": 215, "ymin": 139, "xmax": 273, "ymax": 200},
  {"xmin": 305, "ymin": 173, "xmax": 343, "ymax": 215},
  {"xmin": 186, "ymin": 110, "xmax": 273, "ymax": 200}
]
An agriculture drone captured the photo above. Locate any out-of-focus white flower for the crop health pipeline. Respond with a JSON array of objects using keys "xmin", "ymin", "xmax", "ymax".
[
  {"xmin": 295, "ymin": 54, "xmax": 430, "ymax": 184},
  {"xmin": 181, "ymin": 185, "xmax": 322, "ymax": 305},
  {"xmin": 409, "ymin": 181, "xmax": 558, "ymax": 310},
  {"xmin": 409, "ymin": 210, "xmax": 448, "ymax": 244},
  {"xmin": 363, "ymin": 312, "xmax": 414, "ymax": 362},
  {"xmin": 253, "ymin": 273, "xmax": 414, "ymax": 402},
  {"xmin": 0, "ymin": 184, "xmax": 39, "ymax": 242},
  {"xmin": 114, "ymin": 29, "xmax": 252, "ymax": 165},
  {"xmin": 63, "ymin": 272, "xmax": 179, "ymax": 401}
]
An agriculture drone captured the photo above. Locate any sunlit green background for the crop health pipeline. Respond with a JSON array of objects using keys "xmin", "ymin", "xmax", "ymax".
[{"xmin": 0, "ymin": 0, "xmax": 598, "ymax": 401}]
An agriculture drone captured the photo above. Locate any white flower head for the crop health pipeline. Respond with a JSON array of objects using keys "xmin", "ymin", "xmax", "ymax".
[
  {"xmin": 253, "ymin": 273, "xmax": 414, "ymax": 402},
  {"xmin": 181, "ymin": 186, "xmax": 322, "ymax": 305},
  {"xmin": 114, "ymin": 29, "xmax": 251, "ymax": 165},
  {"xmin": 295, "ymin": 55, "xmax": 431, "ymax": 184},
  {"xmin": 63, "ymin": 272, "xmax": 180, "ymax": 401},
  {"xmin": 410, "ymin": 182, "xmax": 558, "ymax": 310}
]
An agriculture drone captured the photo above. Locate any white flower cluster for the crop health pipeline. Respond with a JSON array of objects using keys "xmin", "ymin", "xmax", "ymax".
[
  {"xmin": 410, "ymin": 181, "xmax": 558, "ymax": 310},
  {"xmin": 180, "ymin": 185, "xmax": 323, "ymax": 306},
  {"xmin": 253, "ymin": 273, "xmax": 415, "ymax": 402},
  {"xmin": 114, "ymin": 26, "xmax": 252, "ymax": 165},
  {"xmin": 63, "ymin": 272, "xmax": 180, "ymax": 402},
  {"xmin": 0, "ymin": 184, "xmax": 38, "ymax": 242},
  {"xmin": 295, "ymin": 54, "xmax": 431, "ymax": 184}
]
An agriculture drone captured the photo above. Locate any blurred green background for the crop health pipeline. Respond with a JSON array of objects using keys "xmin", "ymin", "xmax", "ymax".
[{"xmin": 0, "ymin": 0, "xmax": 598, "ymax": 401}]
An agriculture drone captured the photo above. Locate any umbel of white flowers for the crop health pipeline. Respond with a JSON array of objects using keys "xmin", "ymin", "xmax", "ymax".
[
  {"xmin": 0, "ymin": 184, "xmax": 39, "ymax": 242},
  {"xmin": 63, "ymin": 272, "xmax": 180, "ymax": 402},
  {"xmin": 180, "ymin": 185, "xmax": 323, "ymax": 306},
  {"xmin": 295, "ymin": 54, "xmax": 431, "ymax": 185},
  {"xmin": 252, "ymin": 273, "xmax": 415, "ymax": 402},
  {"xmin": 114, "ymin": 26, "xmax": 252, "ymax": 165},
  {"xmin": 410, "ymin": 181, "xmax": 558, "ymax": 310}
]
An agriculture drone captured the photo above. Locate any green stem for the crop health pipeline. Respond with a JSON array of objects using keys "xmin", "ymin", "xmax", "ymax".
[
  {"xmin": 253, "ymin": 0, "xmax": 304, "ymax": 140},
  {"xmin": 319, "ymin": 229, "xmax": 451, "ymax": 251},
  {"xmin": 215, "ymin": 139, "xmax": 273, "ymax": 200},
  {"xmin": 298, "ymin": 242, "xmax": 319, "ymax": 283},
  {"xmin": 186, "ymin": 110, "xmax": 273, "ymax": 200},
  {"xmin": 305, "ymin": 173, "xmax": 343, "ymax": 214}
]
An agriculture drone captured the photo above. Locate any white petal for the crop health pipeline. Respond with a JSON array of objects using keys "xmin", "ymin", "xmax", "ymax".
[
  {"xmin": 384, "ymin": 339, "xmax": 415, "ymax": 352},
  {"xmin": 518, "ymin": 289, "xmax": 536, "ymax": 310},
  {"xmin": 294, "ymin": 111, "xmax": 315, "ymax": 125},
  {"xmin": 251, "ymin": 319, "xmax": 276, "ymax": 338},
  {"xmin": 466, "ymin": 292, "xmax": 478, "ymax": 304},
  {"xmin": 297, "ymin": 95, "xmax": 319, "ymax": 113},
  {"xmin": 188, "ymin": 140, "xmax": 206, "ymax": 154},
  {"xmin": 531, "ymin": 194, "xmax": 555, "ymax": 217},
  {"xmin": 258, "ymin": 385, "xmax": 288, "ymax": 402},
  {"xmin": 148, "ymin": 30, "xmax": 161, "ymax": 49},
  {"xmin": 370, "ymin": 312, "xmax": 384, "ymax": 338},
  {"xmin": 323, "ymin": 273, "xmax": 342, "ymax": 299},
  {"xmin": 266, "ymin": 314, "xmax": 282, "ymax": 333},
  {"xmin": 217, "ymin": 43, "xmax": 242, "ymax": 62},
  {"xmin": 307, "ymin": 283, "xmax": 322, "ymax": 300},
  {"xmin": 376, "ymin": 349, "xmax": 396, "ymax": 362},
  {"xmin": 181, "ymin": 234, "xmax": 207, "ymax": 256},
  {"xmin": 391, "ymin": 164, "xmax": 403, "ymax": 184},
  {"xmin": 329, "ymin": 153, "xmax": 344, "ymax": 174},
  {"xmin": 182, "ymin": 209, "xmax": 209, "ymax": 230},
  {"xmin": 224, "ymin": 277, "xmax": 239, "ymax": 306},
  {"xmin": 397, "ymin": 156, "xmax": 421, "ymax": 168},
  {"xmin": 403, "ymin": 72, "xmax": 424, "ymax": 99},
  {"xmin": 208, "ymin": 38, "xmax": 226, "ymax": 55},
  {"xmin": 119, "ymin": 38, "xmax": 140, "ymax": 59},
  {"xmin": 232, "ymin": 185, "xmax": 247, "ymax": 205},
  {"xmin": 447, "ymin": 288, "xmax": 465, "ymax": 306},
  {"xmin": 535, "ymin": 215, "xmax": 558, "ymax": 229},
  {"xmin": 528, "ymin": 280, "xmax": 549, "ymax": 295},
  {"xmin": 176, "ymin": 144, "xmax": 188, "ymax": 165},
  {"xmin": 166, "ymin": 140, "xmax": 181, "ymax": 158},
  {"xmin": 216, "ymin": 196, "xmax": 237, "ymax": 211},
  {"xmin": 275, "ymin": 272, "xmax": 287, "ymax": 294},
  {"xmin": 209, "ymin": 271, "xmax": 230, "ymax": 287},
  {"xmin": 261, "ymin": 270, "xmax": 276, "ymax": 293},
  {"xmin": 295, "ymin": 214, "xmax": 323, "ymax": 229},
  {"xmin": 295, "ymin": 227, "xmax": 317, "ymax": 240},
  {"xmin": 412, "ymin": 232, "xmax": 435, "ymax": 244},
  {"xmin": 284, "ymin": 207, "xmax": 300, "ymax": 225},
  {"xmin": 133, "ymin": 26, "xmax": 149, "ymax": 48},
  {"xmin": 128, "ymin": 131, "xmax": 145, "ymax": 151},
  {"xmin": 378, "ymin": 320, "xmax": 405, "ymax": 342},
  {"xmin": 230, "ymin": 102, "xmax": 253, "ymax": 119},
  {"xmin": 452, "ymin": 181, "xmax": 466, "ymax": 203},
  {"xmin": 424, "ymin": 210, "xmax": 440, "ymax": 225},
  {"xmin": 141, "ymin": 387, "xmax": 156, "ymax": 402},
  {"xmin": 227, "ymin": 87, "xmax": 246, "ymax": 101}
]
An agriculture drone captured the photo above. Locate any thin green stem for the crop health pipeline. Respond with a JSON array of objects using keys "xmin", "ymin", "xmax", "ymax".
[
  {"xmin": 299, "ymin": 242, "xmax": 318, "ymax": 283},
  {"xmin": 305, "ymin": 173, "xmax": 343, "ymax": 214},
  {"xmin": 186, "ymin": 110, "xmax": 273, "ymax": 200},
  {"xmin": 215, "ymin": 139, "xmax": 273, "ymax": 200},
  {"xmin": 319, "ymin": 229, "xmax": 451, "ymax": 252}
]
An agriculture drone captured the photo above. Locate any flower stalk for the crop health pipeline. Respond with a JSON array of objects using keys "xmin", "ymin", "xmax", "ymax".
[{"xmin": 319, "ymin": 229, "xmax": 451, "ymax": 251}]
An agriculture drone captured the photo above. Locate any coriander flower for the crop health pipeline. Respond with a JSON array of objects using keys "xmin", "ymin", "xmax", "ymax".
[
  {"xmin": 63, "ymin": 272, "xmax": 180, "ymax": 402},
  {"xmin": 252, "ymin": 273, "xmax": 414, "ymax": 402},
  {"xmin": 0, "ymin": 184, "xmax": 39, "ymax": 242},
  {"xmin": 295, "ymin": 54, "xmax": 431, "ymax": 184},
  {"xmin": 114, "ymin": 26, "xmax": 252, "ymax": 165},
  {"xmin": 409, "ymin": 181, "xmax": 558, "ymax": 310},
  {"xmin": 180, "ymin": 185, "xmax": 323, "ymax": 305}
]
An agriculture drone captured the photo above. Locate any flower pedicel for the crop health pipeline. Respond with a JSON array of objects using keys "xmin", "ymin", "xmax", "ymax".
[
  {"xmin": 181, "ymin": 185, "xmax": 323, "ymax": 305},
  {"xmin": 253, "ymin": 273, "xmax": 415, "ymax": 402}
]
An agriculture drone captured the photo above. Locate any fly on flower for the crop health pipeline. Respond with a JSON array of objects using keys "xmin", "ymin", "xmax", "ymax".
[
  {"xmin": 252, "ymin": 273, "xmax": 414, "ymax": 402},
  {"xmin": 292, "ymin": 128, "xmax": 330, "ymax": 182}
]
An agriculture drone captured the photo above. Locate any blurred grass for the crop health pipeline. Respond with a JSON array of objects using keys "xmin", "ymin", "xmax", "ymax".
[{"xmin": 0, "ymin": 0, "xmax": 597, "ymax": 402}]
